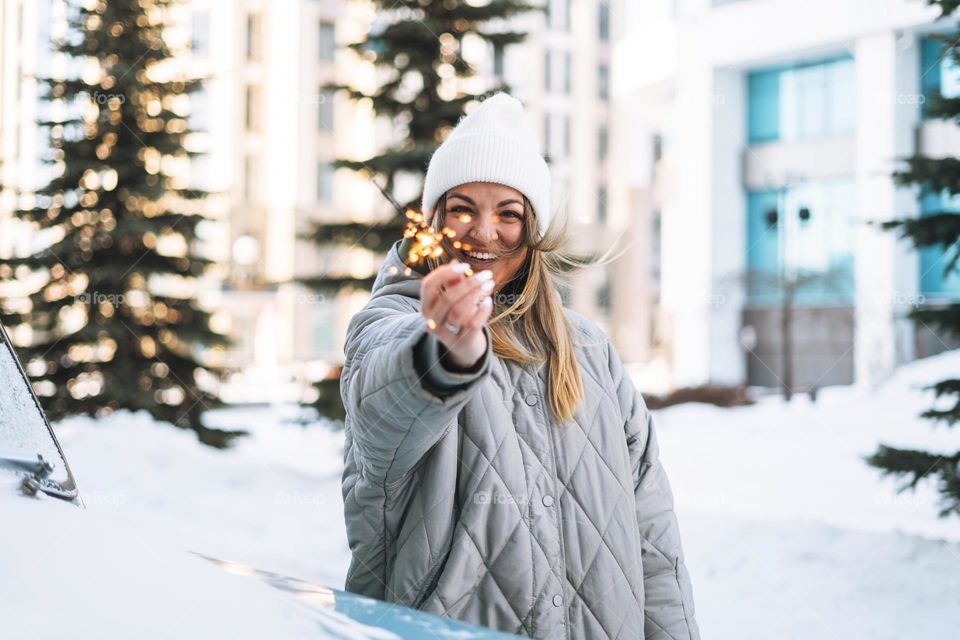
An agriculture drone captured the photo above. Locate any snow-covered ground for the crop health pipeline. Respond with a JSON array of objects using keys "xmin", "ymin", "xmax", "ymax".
[{"xmin": 54, "ymin": 350, "xmax": 960, "ymax": 639}]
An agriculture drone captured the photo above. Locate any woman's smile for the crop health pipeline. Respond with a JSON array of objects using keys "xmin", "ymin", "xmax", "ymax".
[
  {"xmin": 457, "ymin": 245, "xmax": 499, "ymax": 268},
  {"xmin": 441, "ymin": 182, "xmax": 530, "ymax": 293}
]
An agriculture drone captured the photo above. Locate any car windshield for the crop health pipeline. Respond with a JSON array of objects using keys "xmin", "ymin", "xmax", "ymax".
[{"xmin": 0, "ymin": 324, "xmax": 70, "ymax": 485}]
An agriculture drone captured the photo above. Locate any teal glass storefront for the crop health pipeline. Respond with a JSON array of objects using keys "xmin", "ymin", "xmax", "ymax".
[
  {"xmin": 918, "ymin": 35, "xmax": 960, "ymax": 300},
  {"xmin": 745, "ymin": 56, "xmax": 857, "ymax": 307}
]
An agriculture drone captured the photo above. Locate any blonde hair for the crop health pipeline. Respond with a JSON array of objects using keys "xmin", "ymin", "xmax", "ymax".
[{"xmin": 426, "ymin": 192, "xmax": 625, "ymax": 424}]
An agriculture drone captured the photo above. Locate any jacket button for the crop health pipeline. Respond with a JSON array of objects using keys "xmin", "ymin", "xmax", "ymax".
[
  {"xmin": 525, "ymin": 394, "xmax": 538, "ymax": 406},
  {"xmin": 541, "ymin": 495, "xmax": 554, "ymax": 507},
  {"xmin": 552, "ymin": 594, "xmax": 563, "ymax": 607}
]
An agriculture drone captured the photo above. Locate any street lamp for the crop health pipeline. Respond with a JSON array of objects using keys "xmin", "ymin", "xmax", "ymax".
[{"xmin": 763, "ymin": 177, "xmax": 812, "ymax": 401}]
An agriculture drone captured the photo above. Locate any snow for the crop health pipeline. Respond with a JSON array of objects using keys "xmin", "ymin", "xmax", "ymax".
[
  {"xmin": 57, "ymin": 403, "xmax": 351, "ymax": 588},
  {"xmin": 50, "ymin": 350, "xmax": 960, "ymax": 639}
]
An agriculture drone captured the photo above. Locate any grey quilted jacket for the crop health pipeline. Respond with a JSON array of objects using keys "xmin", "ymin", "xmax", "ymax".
[{"xmin": 340, "ymin": 240, "xmax": 700, "ymax": 639}]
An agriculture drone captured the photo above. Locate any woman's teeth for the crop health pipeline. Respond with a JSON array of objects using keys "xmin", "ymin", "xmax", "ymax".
[{"xmin": 464, "ymin": 250, "xmax": 495, "ymax": 261}]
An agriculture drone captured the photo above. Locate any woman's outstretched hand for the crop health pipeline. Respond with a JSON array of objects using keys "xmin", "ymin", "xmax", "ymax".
[{"xmin": 420, "ymin": 261, "xmax": 495, "ymax": 369}]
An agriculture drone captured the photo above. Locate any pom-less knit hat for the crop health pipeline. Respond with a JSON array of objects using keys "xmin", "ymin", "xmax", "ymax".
[{"xmin": 420, "ymin": 92, "xmax": 552, "ymax": 237}]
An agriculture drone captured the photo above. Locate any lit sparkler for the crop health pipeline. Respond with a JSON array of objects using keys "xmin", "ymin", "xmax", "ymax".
[
  {"xmin": 367, "ymin": 174, "xmax": 475, "ymax": 276},
  {"xmin": 401, "ymin": 208, "xmax": 475, "ymax": 276}
]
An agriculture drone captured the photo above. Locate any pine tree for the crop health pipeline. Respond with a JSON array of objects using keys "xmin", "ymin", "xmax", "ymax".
[
  {"xmin": 866, "ymin": 0, "xmax": 960, "ymax": 516},
  {"xmin": 0, "ymin": 0, "xmax": 243, "ymax": 447},
  {"xmin": 302, "ymin": 0, "xmax": 541, "ymax": 418}
]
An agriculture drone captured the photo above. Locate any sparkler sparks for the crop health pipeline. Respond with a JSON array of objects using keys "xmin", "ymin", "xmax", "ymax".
[{"xmin": 402, "ymin": 208, "xmax": 475, "ymax": 276}]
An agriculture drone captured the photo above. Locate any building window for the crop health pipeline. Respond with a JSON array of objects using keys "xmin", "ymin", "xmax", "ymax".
[
  {"xmin": 918, "ymin": 190, "xmax": 960, "ymax": 298},
  {"xmin": 191, "ymin": 10, "xmax": 210, "ymax": 55},
  {"xmin": 493, "ymin": 43, "xmax": 504, "ymax": 77},
  {"xmin": 747, "ymin": 56, "xmax": 855, "ymax": 143},
  {"xmin": 745, "ymin": 178, "xmax": 855, "ymax": 306},
  {"xmin": 597, "ymin": 186, "xmax": 607, "ymax": 223},
  {"xmin": 246, "ymin": 14, "xmax": 260, "ymax": 61},
  {"xmin": 563, "ymin": 51, "xmax": 572, "ymax": 93},
  {"xmin": 245, "ymin": 85, "xmax": 259, "ymax": 131},
  {"xmin": 244, "ymin": 156, "xmax": 256, "ymax": 203},
  {"xmin": 651, "ymin": 209, "xmax": 662, "ymax": 287},
  {"xmin": 920, "ymin": 35, "xmax": 960, "ymax": 119},
  {"xmin": 598, "ymin": 63, "xmax": 609, "ymax": 100},
  {"xmin": 599, "ymin": 2, "xmax": 610, "ymax": 41},
  {"xmin": 545, "ymin": 50, "xmax": 552, "ymax": 92},
  {"xmin": 596, "ymin": 268, "xmax": 611, "ymax": 314},
  {"xmin": 543, "ymin": 113, "xmax": 552, "ymax": 160},
  {"xmin": 189, "ymin": 86, "xmax": 208, "ymax": 131},
  {"xmin": 563, "ymin": 114, "xmax": 571, "ymax": 158},
  {"xmin": 317, "ymin": 163, "xmax": 335, "ymax": 202},
  {"xmin": 318, "ymin": 89, "xmax": 334, "ymax": 130},
  {"xmin": 547, "ymin": 0, "xmax": 571, "ymax": 30},
  {"xmin": 318, "ymin": 21, "xmax": 335, "ymax": 61},
  {"xmin": 598, "ymin": 124, "xmax": 608, "ymax": 161}
]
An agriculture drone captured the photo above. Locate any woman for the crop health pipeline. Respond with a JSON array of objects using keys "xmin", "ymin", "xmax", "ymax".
[{"xmin": 340, "ymin": 92, "xmax": 699, "ymax": 639}]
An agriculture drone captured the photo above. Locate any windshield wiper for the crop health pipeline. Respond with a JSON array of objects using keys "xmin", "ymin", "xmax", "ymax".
[{"xmin": 0, "ymin": 450, "xmax": 78, "ymax": 501}]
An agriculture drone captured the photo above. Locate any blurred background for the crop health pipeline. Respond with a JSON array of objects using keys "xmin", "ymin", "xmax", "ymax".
[{"xmin": 1, "ymin": 0, "xmax": 959, "ymax": 637}]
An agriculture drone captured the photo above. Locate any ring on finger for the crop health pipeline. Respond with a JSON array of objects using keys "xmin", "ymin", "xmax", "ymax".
[{"xmin": 444, "ymin": 321, "xmax": 461, "ymax": 334}]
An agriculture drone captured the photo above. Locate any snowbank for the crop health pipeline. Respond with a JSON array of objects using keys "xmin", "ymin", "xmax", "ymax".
[{"xmin": 52, "ymin": 349, "xmax": 960, "ymax": 638}]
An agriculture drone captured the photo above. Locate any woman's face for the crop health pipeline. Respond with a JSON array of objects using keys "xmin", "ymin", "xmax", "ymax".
[{"xmin": 441, "ymin": 182, "xmax": 530, "ymax": 293}]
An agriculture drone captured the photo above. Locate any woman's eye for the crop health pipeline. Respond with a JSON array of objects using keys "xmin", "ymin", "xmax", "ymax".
[{"xmin": 500, "ymin": 211, "xmax": 522, "ymax": 219}]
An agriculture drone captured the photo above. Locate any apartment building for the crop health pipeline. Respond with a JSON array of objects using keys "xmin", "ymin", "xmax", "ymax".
[
  {"xmin": 0, "ymin": 0, "xmax": 56, "ymax": 268},
  {"xmin": 1, "ymin": 0, "xmax": 630, "ymax": 392},
  {"xmin": 615, "ymin": 0, "xmax": 960, "ymax": 390},
  {"xmin": 187, "ymin": 0, "xmax": 626, "ymax": 381}
]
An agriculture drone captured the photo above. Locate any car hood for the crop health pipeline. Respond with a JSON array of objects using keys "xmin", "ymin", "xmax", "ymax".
[{"xmin": 0, "ymin": 490, "xmax": 516, "ymax": 639}]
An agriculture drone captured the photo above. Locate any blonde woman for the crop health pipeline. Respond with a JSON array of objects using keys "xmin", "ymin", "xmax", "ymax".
[{"xmin": 340, "ymin": 92, "xmax": 699, "ymax": 639}]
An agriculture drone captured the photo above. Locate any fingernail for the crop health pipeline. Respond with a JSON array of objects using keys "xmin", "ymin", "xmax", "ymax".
[
  {"xmin": 451, "ymin": 262, "xmax": 470, "ymax": 273},
  {"xmin": 475, "ymin": 270, "xmax": 493, "ymax": 281},
  {"xmin": 426, "ymin": 318, "xmax": 437, "ymax": 331},
  {"xmin": 480, "ymin": 296, "xmax": 492, "ymax": 307},
  {"xmin": 480, "ymin": 279, "xmax": 494, "ymax": 292}
]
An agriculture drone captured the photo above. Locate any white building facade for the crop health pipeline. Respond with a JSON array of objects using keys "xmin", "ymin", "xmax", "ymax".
[
  {"xmin": 615, "ymin": 0, "xmax": 960, "ymax": 391},
  {"xmin": 2, "ymin": 0, "xmax": 637, "ymax": 395}
]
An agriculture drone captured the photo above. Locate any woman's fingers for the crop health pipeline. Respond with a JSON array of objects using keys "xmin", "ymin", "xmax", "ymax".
[
  {"xmin": 461, "ymin": 294, "xmax": 493, "ymax": 334},
  {"xmin": 418, "ymin": 262, "xmax": 494, "ymax": 368},
  {"xmin": 442, "ymin": 275, "xmax": 493, "ymax": 330},
  {"xmin": 420, "ymin": 261, "xmax": 471, "ymax": 320},
  {"xmin": 422, "ymin": 264, "xmax": 493, "ymax": 334}
]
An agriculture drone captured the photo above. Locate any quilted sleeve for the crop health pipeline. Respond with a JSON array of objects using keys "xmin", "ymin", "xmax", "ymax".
[
  {"xmin": 341, "ymin": 295, "xmax": 492, "ymax": 486},
  {"xmin": 607, "ymin": 340, "xmax": 700, "ymax": 640}
]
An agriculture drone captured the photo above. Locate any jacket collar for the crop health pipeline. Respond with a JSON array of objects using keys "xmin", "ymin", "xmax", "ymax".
[{"xmin": 368, "ymin": 238, "xmax": 432, "ymax": 302}]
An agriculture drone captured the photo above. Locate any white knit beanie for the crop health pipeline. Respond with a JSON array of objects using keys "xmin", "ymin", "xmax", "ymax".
[{"xmin": 420, "ymin": 92, "xmax": 552, "ymax": 237}]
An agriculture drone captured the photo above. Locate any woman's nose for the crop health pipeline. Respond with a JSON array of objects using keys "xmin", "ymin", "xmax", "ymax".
[{"xmin": 473, "ymin": 214, "xmax": 496, "ymax": 242}]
